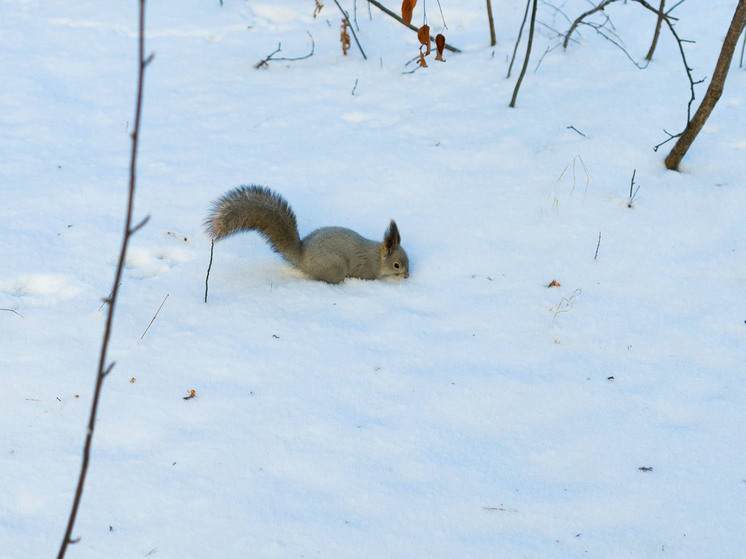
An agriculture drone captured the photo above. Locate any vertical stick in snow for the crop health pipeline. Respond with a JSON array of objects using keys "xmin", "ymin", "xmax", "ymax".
[
  {"xmin": 56, "ymin": 1, "xmax": 152, "ymax": 556},
  {"xmin": 509, "ymin": 0, "xmax": 537, "ymax": 107}
]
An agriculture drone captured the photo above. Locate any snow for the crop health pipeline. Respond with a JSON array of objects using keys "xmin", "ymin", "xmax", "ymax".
[{"xmin": 2, "ymin": 0, "xmax": 745, "ymax": 557}]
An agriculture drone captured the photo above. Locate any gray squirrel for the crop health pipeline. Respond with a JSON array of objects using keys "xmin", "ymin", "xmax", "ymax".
[{"xmin": 204, "ymin": 185, "xmax": 409, "ymax": 284}]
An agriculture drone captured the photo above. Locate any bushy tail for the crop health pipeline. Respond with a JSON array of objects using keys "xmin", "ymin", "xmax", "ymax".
[{"xmin": 205, "ymin": 185, "xmax": 302, "ymax": 266}]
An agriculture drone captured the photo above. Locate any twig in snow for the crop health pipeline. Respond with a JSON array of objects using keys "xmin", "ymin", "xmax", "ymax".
[
  {"xmin": 254, "ymin": 32, "xmax": 315, "ymax": 69},
  {"xmin": 508, "ymin": 0, "xmax": 531, "ymax": 79},
  {"xmin": 628, "ymin": 169, "xmax": 640, "ymax": 207},
  {"xmin": 1, "ymin": 308, "xmax": 23, "ymax": 317},
  {"xmin": 509, "ymin": 0, "xmax": 538, "ymax": 107},
  {"xmin": 556, "ymin": 155, "xmax": 590, "ymax": 200},
  {"xmin": 140, "ymin": 294, "xmax": 169, "ymax": 341},
  {"xmin": 594, "ymin": 232, "xmax": 602, "ymax": 260},
  {"xmin": 205, "ymin": 239, "xmax": 214, "ymax": 303},
  {"xmin": 552, "ymin": 289, "xmax": 582, "ymax": 322}
]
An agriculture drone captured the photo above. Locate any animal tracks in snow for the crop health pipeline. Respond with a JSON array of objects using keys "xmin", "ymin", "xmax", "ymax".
[
  {"xmin": 0, "ymin": 274, "xmax": 84, "ymax": 308},
  {"xmin": 125, "ymin": 234, "xmax": 193, "ymax": 280}
]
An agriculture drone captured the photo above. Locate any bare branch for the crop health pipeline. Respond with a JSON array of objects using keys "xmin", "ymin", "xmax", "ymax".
[
  {"xmin": 508, "ymin": 0, "xmax": 531, "ymax": 79},
  {"xmin": 510, "ymin": 0, "xmax": 538, "ymax": 107},
  {"xmin": 255, "ymin": 32, "xmax": 315, "ymax": 69},
  {"xmin": 563, "ymin": 0, "xmax": 617, "ymax": 49},
  {"xmin": 563, "ymin": 0, "xmax": 700, "ymax": 127},
  {"xmin": 57, "ymin": 1, "xmax": 151, "ymax": 556},
  {"xmin": 645, "ymin": 0, "xmax": 665, "ymax": 60}
]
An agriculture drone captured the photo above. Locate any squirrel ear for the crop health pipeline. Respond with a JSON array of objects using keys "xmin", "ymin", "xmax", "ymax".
[{"xmin": 383, "ymin": 220, "xmax": 401, "ymax": 252}]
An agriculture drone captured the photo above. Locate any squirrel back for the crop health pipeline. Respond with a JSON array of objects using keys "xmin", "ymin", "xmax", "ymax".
[{"xmin": 205, "ymin": 185, "xmax": 409, "ymax": 284}]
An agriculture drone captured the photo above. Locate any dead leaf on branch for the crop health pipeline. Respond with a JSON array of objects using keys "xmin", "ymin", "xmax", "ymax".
[
  {"xmin": 313, "ymin": 0, "xmax": 323, "ymax": 18},
  {"xmin": 402, "ymin": 0, "xmax": 417, "ymax": 26},
  {"xmin": 340, "ymin": 19, "xmax": 351, "ymax": 56},
  {"xmin": 418, "ymin": 24, "xmax": 431, "ymax": 55},
  {"xmin": 435, "ymin": 33, "xmax": 446, "ymax": 61}
]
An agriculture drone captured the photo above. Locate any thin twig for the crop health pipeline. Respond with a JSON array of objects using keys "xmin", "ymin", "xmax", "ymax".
[
  {"xmin": 334, "ymin": 0, "xmax": 367, "ymax": 59},
  {"xmin": 563, "ymin": 0, "xmax": 616, "ymax": 49},
  {"xmin": 508, "ymin": 0, "xmax": 531, "ymax": 78},
  {"xmin": 509, "ymin": 0, "xmax": 537, "ymax": 107},
  {"xmin": 563, "ymin": 0, "xmax": 699, "ymax": 128},
  {"xmin": 552, "ymin": 289, "xmax": 582, "ymax": 321},
  {"xmin": 254, "ymin": 32, "xmax": 315, "ymax": 69},
  {"xmin": 365, "ymin": 0, "xmax": 461, "ymax": 52},
  {"xmin": 140, "ymin": 294, "xmax": 169, "ymax": 340},
  {"xmin": 628, "ymin": 169, "xmax": 640, "ymax": 207},
  {"xmin": 645, "ymin": 0, "xmax": 665, "ymax": 60},
  {"xmin": 1, "ymin": 308, "xmax": 23, "ymax": 318},
  {"xmin": 205, "ymin": 239, "xmax": 214, "ymax": 303},
  {"xmin": 57, "ymin": 1, "xmax": 151, "ymax": 557},
  {"xmin": 594, "ymin": 232, "xmax": 602, "ymax": 260},
  {"xmin": 98, "ymin": 283, "xmax": 122, "ymax": 311},
  {"xmin": 653, "ymin": 128, "xmax": 680, "ymax": 151}
]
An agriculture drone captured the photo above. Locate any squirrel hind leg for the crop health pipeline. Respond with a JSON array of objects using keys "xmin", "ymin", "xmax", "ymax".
[{"xmin": 304, "ymin": 253, "xmax": 348, "ymax": 284}]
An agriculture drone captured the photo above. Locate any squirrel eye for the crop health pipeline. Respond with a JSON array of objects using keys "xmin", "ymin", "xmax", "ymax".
[{"xmin": 394, "ymin": 262, "xmax": 400, "ymax": 269}]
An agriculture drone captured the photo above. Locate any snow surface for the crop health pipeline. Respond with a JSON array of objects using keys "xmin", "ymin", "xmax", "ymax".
[{"xmin": 2, "ymin": 0, "xmax": 745, "ymax": 557}]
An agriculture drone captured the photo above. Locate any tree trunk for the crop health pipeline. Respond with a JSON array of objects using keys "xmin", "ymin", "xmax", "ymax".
[{"xmin": 664, "ymin": 0, "xmax": 746, "ymax": 170}]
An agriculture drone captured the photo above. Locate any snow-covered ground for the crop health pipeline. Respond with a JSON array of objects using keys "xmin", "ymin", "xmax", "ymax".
[{"xmin": 2, "ymin": 1, "xmax": 745, "ymax": 557}]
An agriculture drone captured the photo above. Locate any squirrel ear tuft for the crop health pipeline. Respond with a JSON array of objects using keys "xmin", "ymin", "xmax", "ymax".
[{"xmin": 384, "ymin": 220, "xmax": 401, "ymax": 251}]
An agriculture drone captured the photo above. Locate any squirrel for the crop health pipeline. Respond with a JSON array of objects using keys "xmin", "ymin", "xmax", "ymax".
[{"xmin": 204, "ymin": 185, "xmax": 409, "ymax": 284}]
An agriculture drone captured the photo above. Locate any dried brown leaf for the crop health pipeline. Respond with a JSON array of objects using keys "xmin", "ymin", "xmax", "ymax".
[
  {"xmin": 435, "ymin": 33, "xmax": 446, "ymax": 61},
  {"xmin": 340, "ymin": 19, "xmax": 351, "ymax": 56},
  {"xmin": 418, "ymin": 25, "xmax": 431, "ymax": 55},
  {"xmin": 402, "ymin": 0, "xmax": 417, "ymax": 26},
  {"xmin": 417, "ymin": 24, "xmax": 430, "ymax": 46},
  {"xmin": 313, "ymin": 0, "xmax": 323, "ymax": 18}
]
